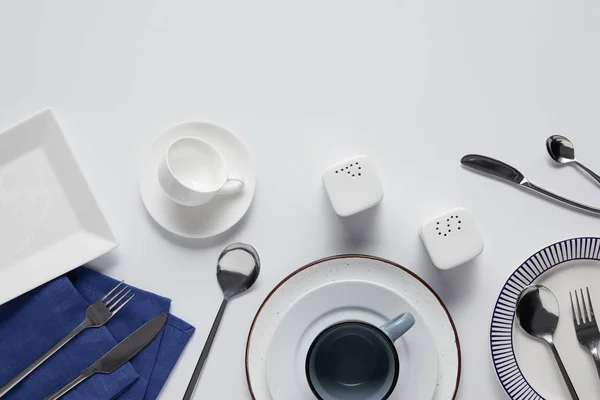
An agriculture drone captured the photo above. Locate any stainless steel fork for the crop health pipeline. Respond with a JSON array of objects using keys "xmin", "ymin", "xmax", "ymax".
[
  {"xmin": 0, "ymin": 281, "xmax": 135, "ymax": 398},
  {"xmin": 570, "ymin": 287, "xmax": 600, "ymax": 378}
]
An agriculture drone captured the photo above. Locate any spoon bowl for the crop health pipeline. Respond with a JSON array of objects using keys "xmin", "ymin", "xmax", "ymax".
[
  {"xmin": 217, "ymin": 242, "xmax": 260, "ymax": 299},
  {"xmin": 546, "ymin": 135, "xmax": 600, "ymax": 188},
  {"xmin": 547, "ymin": 135, "xmax": 576, "ymax": 165},
  {"xmin": 516, "ymin": 285, "xmax": 560, "ymax": 341}
]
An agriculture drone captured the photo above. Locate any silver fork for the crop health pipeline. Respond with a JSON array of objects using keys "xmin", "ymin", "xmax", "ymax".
[
  {"xmin": 570, "ymin": 287, "xmax": 600, "ymax": 378},
  {"xmin": 0, "ymin": 281, "xmax": 135, "ymax": 398}
]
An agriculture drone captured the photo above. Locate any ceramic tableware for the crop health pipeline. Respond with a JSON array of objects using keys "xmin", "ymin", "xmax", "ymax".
[
  {"xmin": 419, "ymin": 207, "xmax": 483, "ymax": 270},
  {"xmin": 246, "ymin": 255, "xmax": 460, "ymax": 400},
  {"xmin": 546, "ymin": 135, "xmax": 600, "ymax": 187},
  {"xmin": 158, "ymin": 137, "xmax": 244, "ymax": 207},
  {"xmin": 322, "ymin": 155, "xmax": 383, "ymax": 217},
  {"xmin": 491, "ymin": 237, "xmax": 600, "ymax": 400},
  {"xmin": 0, "ymin": 110, "xmax": 117, "ymax": 306},
  {"xmin": 183, "ymin": 243, "xmax": 260, "ymax": 400},
  {"xmin": 306, "ymin": 313, "xmax": 415, "ymax": 400},
  {"xmin": 265, "ymin": 280, "xmax": 438, "ymax": 400},
  {"xmin": 140, "ymin": 121, "xmax": 256, "ymax": 238}
]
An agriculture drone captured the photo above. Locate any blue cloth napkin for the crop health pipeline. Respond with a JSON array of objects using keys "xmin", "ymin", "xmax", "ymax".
[{"xmin": 0, "ymin": 268, "xmax": 194, "ymax": 400}]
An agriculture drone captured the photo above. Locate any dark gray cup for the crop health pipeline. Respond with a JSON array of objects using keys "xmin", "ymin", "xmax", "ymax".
[{"xmin": 305, "ymin": 313, "xmax": 415, "ymax": 400}]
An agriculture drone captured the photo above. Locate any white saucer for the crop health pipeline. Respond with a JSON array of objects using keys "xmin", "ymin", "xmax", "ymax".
[
  {"xmin": 246, "ymin": 255, "xmax": 461, "ymax": 400},
  {"xmin": 140, "ymin": 121, "xmax": 256, "ymax": 238},
  {"xmin": 266, "ymin": 280, "xmax": 439, "ymax": 400}
]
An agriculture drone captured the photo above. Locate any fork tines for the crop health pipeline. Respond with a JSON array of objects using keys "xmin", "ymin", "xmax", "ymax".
[
  {"xmin": 570, "ymin": 287, "xmax": 595, "ymax": 325},
  {"xmin": 101, "ymin": 280, "xmax": 135, "ymax": 315}
]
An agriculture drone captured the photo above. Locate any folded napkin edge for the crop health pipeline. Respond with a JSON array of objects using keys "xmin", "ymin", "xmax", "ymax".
[{"xmin": 166, "ymin": 313, "xmax": 195, "ymax": 334}]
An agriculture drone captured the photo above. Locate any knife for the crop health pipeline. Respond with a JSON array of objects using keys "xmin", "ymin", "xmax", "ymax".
[
  {"xmin": 460, "ymin": 154, "xmax": 600, "ymax": 216},
  {"xmin": 44, "ymin": 313, "xmax": 167, "ymax": 400}
]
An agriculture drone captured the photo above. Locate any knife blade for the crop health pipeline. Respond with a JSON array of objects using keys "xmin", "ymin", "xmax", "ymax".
[{"xmin": 45, "ymin": 313, "xmax": 167, "ymax": 400}]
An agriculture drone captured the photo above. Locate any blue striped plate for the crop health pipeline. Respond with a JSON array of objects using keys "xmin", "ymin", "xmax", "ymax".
[{"xmin": 491, "ymin": 237, "xmax": 600, "ymax": 400}]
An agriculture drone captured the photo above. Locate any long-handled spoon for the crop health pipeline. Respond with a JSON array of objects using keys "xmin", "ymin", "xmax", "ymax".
[{"xmin": 183, "ymin": 243, "xmax": 260, "ymax": 400}]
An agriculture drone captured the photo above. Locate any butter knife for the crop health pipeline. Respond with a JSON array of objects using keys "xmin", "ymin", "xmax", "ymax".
[
  {"xmin": 44, "ymin": 313, "xmax": 167, "ymax": 400},
  {"xmin": 461, "ymin": 154, "xmax": 600, "ymax": 216}
]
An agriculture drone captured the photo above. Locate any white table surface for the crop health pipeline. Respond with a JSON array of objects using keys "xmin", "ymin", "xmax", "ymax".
[{"xmin": 1, "ymin": 1, "xmax": 599, "ymax": 398}]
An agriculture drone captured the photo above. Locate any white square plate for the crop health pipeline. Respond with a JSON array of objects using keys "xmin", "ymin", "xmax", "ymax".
[{"xmin": 0, "ymin": 110, "xmax": 117, "ymax": 305}]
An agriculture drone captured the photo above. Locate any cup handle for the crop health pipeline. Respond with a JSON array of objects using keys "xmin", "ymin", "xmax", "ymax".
[
  {"xmin": 379, "ymin": 313, "xmax": 415, "ymax": 342},
  {"xmin": 218, "ymin": 173, "xmax": 245, "ymax": 195}
]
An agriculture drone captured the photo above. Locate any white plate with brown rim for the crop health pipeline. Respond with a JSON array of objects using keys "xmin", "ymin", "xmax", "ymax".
[{"xmin": 245, "ymin": 255, "xmax": 461, "ymax": 400}]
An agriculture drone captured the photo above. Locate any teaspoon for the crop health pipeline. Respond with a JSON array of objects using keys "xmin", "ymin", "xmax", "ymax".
[
  {"xmin": 547, "ymin": 135, "xmax": 600, "ymax": 186},
  {"xmin": 183, "ymin": 243, "xmax": 260, "ymax": 400},
  {"xmin": 516, "ymin": 285, "xmax": 579, "ymax": 400}
]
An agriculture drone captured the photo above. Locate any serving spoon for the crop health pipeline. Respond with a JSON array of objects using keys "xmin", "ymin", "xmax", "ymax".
[{"xmin": 183, "ymin": 243, "xmax": 260, "ymax": 400}]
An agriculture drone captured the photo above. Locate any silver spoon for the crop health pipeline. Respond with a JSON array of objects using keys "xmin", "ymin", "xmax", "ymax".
[
  {"xmin": 183, "ymin": 243, "xmax": 260, "ymax": 400},
  {"xmin": 516, "ymin": 285, "xmax": 580, "ymax": 400},
  {"xmin": 547, "ymin": 135, "xmax": 600, "ymax": 186}
]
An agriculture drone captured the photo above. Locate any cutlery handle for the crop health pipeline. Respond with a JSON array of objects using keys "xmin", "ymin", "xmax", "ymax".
[
  {"xmin": 460, "ymin": 154, "xmax": 526, "ymax": 185},
  {"xmin": 44, "ymin": 370, "xmax": 92, "ymax": 400},
  {"xmin": 523, "ymin": 181, "xmax": 600, "ymax": 216},
  {"xmin": 591, "ymin": 347, "xmax": 600, "ymax": 379},
  {"xmin": 0, "ymin": 322, "xmax": 87, "ymax": 398},
  {"xmin": 575, "ymin": 161, "xmax": 600, "ymax": 187},
  {"xmin": 594, "ymin": 356, "xmax": 600, "ymax": 380},
  {"xmin": 548, "ymin": 342, "xmax": 580, "ymax": 400},
  {"xmin": 183, "ymin": 298, "xmax": 228, "ymax": 400}
]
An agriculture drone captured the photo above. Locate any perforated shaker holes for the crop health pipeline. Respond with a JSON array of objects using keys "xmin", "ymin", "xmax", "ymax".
[
  {"xmin": 420, "ymin": 208, "xmax": 483, "ymax": 270},
  {"xmin": 334, "ymin": 161, "xmax": 363, "ymax": 177},
  {"xmin": 435, "ymin": 215, "xmax": 462, "ymax": 236},
  {"xmin": 323, "ymin": 155, "xmax": 383, "ymax": 217}
]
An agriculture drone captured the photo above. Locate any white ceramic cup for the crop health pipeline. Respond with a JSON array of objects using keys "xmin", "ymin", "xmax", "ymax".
[{"xmin": 158, "ymin": 137, "xmax": 244, "ymax": 207}]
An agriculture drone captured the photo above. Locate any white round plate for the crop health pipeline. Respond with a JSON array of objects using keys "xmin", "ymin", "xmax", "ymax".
[
  {"xmin": 266, "ymin": 280, "xmax": 439, "ymax": 400},
  {"xmin": 246, "ymin": 255, "xmax": 461, "ymax": 400},
  {"xmin": 140, "ymin": 121, "xmax": 255, "ymax": 238},
  {"xmin": 491, "ymin": 237, "xmax": 600, "ymax": 400}
]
